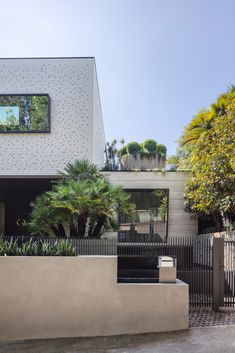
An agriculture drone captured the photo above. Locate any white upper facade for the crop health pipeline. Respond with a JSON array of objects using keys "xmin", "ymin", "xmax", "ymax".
[{"xmin": 0, "ymin": 57, "xmax": 105, "ymax": 176}]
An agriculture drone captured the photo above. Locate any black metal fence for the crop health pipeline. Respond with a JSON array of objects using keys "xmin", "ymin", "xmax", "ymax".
[
  {"xmin": 2, "ymin": 234, "xmax": 235, "ymax": 308},
  {"xmin": 117, "ymin": 235, "xmax": 213, "ymax": 307},
  {"xmin": 224, "ymin": 239, "xmax": 235, "ymax": 306}
]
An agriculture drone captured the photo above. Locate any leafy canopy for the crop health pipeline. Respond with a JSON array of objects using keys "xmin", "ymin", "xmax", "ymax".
[{"xmin": 179, "ymin": 86, "xmax": 235, "ymax": 226}]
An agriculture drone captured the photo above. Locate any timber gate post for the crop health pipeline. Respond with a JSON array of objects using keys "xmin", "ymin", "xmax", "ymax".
[{"xmin": 212, "ymin": 237, "xmax": 224, "ymax": 311}]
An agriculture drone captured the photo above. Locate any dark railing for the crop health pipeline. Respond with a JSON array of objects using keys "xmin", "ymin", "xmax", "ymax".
[
  {"xmin": 0, "ymin": 234, "xmax": 217, "ymax": 307},
  {"xmin": 224, "ymin": 239, "xmax": 235, "ymax": 307},
  {"xmin": 117, "ymin": 235, "xmax": 213, "ymax": 307}
]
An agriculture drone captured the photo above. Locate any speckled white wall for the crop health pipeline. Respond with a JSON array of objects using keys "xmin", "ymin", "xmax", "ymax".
[
  {"xmin": 0, "ymin": 58, "xmax": 105, "ymax": 176},
  {"xmin": 92, "ymin": 65, "xmax": 105, "ymax": 166}
]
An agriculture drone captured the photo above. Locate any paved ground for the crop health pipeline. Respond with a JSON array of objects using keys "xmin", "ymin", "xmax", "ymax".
[
  {"xmin": 189, "ymin": 307, "xmax": 235, "ymax": 327},
  {"xmin": 0, "ymin": 308, "xmax": 234, "ymax": 353},
  {"xmin": 0, "ymin": 325, "xmax": 235, "ymax": 353}
]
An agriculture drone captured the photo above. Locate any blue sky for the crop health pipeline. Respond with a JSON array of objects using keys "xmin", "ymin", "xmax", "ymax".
[
  {"xmin": 0, "ymin": 0, "xmax": 234, "ymax": 155},
  {"xmin": 0, "ymin": 107, "xmax": 19, "ymax": 123}
]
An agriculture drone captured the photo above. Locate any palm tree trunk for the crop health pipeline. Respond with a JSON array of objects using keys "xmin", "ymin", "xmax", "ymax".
[
  {"xmin": 50, "ymin": 225, "xmax": 60, "ymax": 237},
  {"xmin": 70, "ymin": 222, "xmax": 77, "ymax": 237},
  {"xmin": 57, "ymin": 223, "xmax": 67, "ymax": 237},
  {"xmin": 91, "ymin": 215, "xmax": 107, "ymax": 238},
  {"xmin": 88, "ymin": 217, "xmax": 95, "ymax": 238},
  {"xmin": 77, "ymin": 212, "xmax": 88, "ymax": 238}
]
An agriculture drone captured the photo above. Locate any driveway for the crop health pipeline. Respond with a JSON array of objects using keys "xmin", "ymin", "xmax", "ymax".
[{"xmin": 0, "ymin": 326, "xmax": 235, "ymax": 353}]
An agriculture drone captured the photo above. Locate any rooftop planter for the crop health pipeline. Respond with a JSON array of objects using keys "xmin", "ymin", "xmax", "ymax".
[
  {"xmin": 121, "ymin": 154, "xmax": 166, "ymax": 170},
  {"xmin": 120, "ymin": 140, "xmax": 167, "ymax": 170}
]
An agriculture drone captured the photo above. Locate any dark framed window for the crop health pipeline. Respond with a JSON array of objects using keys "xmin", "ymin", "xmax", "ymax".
[
  {"xmin": 119, "ymin": 189, "xmax": 169, "ymax": 240},
  {"xmin": 0, "ymin": 94, "xmax": 50, "ymax": 133}
]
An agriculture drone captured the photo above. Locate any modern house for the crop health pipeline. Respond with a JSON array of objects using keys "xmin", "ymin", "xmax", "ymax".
[
  {"xmin": 0, "ymin": 57, "xmax": 198, "ymax": 237},
  {"xmin": 0, "ymin": 57, "xmax": 105, "ymax": 235}
]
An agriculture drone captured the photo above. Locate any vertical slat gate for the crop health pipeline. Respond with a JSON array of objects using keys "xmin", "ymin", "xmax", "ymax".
[
  {"xmin": 224, "ymin": 238, "xmax": 235, "ymax": 306},
  {"xmin": 117, "ymin": 235, "xmax": 214, "ymax": 307}
]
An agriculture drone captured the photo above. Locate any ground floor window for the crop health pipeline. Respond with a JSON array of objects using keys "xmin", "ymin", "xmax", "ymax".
[{"xmin": 119, "ymin": 189, "xmax": 169, "ymax": 241}]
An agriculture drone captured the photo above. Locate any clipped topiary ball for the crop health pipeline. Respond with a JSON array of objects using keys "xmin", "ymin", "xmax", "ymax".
[
  {"xmin": 157, "ymin": 144, "xmax": 167, "ymax": 158},
  {"xmin": 126, "ymin": 141, "xmax": 141, "ymax": 155},
  {"xmin": 143, "ymin": 139, "xmax": 157, "ymax": 153}
]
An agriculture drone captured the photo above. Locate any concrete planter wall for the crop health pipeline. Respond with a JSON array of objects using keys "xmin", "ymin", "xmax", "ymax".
[
  {"xmin": 0, "ymin": 256, "xmax": 188, "ymax": 340},
  {"xmin": 121, "ymin": 154, "xmax": 166, "ymax": 170}
]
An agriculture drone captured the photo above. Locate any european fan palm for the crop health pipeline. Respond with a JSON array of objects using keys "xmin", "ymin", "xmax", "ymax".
[
  {"xmin": 59, "ymin": 159, "xmax": 100, "ymax": 182},
  {"xmin": 27, "ymin": 160, "xmax": 134, "ymax": 238},
  {"xmin": 28, "ymin": 193, "xmax": 70, "ymax": 237}
]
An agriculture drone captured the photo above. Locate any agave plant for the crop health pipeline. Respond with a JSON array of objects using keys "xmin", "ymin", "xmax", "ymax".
[
  {"xmin": 0, "ymin": 238, "xmax": 76, "ymax": 256},
  {"xmin": 53, "ymin": 239, "xmax": 76, "ymax": 256},
  {"xmin": 0, "ymin": 238, "xmax": 20, "ymax": 256}
]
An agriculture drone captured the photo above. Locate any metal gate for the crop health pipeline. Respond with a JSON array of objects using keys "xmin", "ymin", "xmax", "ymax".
[
  {"xmin": 224, "ymin": 238, "xmax": 235, "ymax": 306},
  {"xmin": 176, "ymin": 236, "xmax": 213, "ymax": 307},
  {"xmin": 3, "ymin": 234, "xmax": 235, "ymax": 309},
  {"xmin": 118, "ymin": 235, "xmax": 235, "ymax": 309}
]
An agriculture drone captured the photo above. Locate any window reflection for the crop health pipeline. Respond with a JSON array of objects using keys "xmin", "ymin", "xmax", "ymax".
[
  {"xmin": 0, "ymin": 95, "xmax": 50, "ymax": 132},
  {"xmin": 119, "ymin": 189, "xmax": 168, "ymax": 241}
]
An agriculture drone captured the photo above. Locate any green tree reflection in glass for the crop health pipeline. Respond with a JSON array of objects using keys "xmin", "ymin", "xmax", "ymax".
[{"xmin": 0, "ymin": 95, "xmax": 49, "ymax": 132}]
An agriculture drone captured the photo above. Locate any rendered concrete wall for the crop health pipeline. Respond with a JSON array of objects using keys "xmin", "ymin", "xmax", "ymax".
[
  {"xmin": 0, "ymin": 256, "xmax": 188, "ymax": 340},
  {"xmin": 103, "ymin": 171, "xmax": 198, "ymax": 237},
  {"xmin": 121, "ymin": 155, "xmax": 166, "ymax": 170},
  {"xmin": 0, "ymin": 57, "xmax": 105, "ymax": 175}
]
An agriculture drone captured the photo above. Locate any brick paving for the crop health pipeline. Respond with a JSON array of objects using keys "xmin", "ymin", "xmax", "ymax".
[{"xmin": 189, "ymin": 307, "xmax": 235, "ymax": 327}]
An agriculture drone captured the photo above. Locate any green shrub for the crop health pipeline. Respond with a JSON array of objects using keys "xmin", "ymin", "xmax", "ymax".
[
  {"xmin": 126, "ymin": 141, "xmax": 141, "ymax": 155},
  {"xmin": 27, "ymin": 160, "xmax": 134, "ymax": 238},
  {"xmin": 53, "ymin": 239, "xmax": 76, "ymax": 256},
  {"xmin": 0, "ymin": 238, "xmax": 76, "ymax": 256},
  {"xmin": 121, "ymin": 140, "xmax": 167, "ymax": 160},
  {"xmin": 143, "ymin": 139, "xmax": 157, "ymax": 153},
  {"xmin": 0, "ymin": 238, "xmax": 20, "ymax": 256},
  {"xmin": 157, "ymin": 144, "xmax": 167, "ymax": 158}
]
